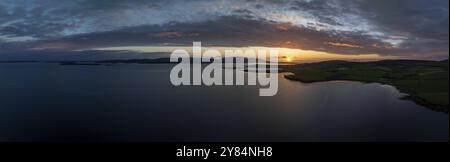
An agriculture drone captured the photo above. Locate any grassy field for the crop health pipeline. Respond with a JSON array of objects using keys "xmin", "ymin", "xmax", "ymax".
[{"xmin": 280, "ymin": 60, "xmax": 449, "ymax": 113}]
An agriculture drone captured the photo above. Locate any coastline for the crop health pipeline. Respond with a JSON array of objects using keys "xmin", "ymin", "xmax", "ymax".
[{"xmin": 280, "ymin": 60, "xmax": 449, "ymax": 114}]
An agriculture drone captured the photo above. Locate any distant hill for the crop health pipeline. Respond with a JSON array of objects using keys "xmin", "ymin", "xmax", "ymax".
[{"xmin": 59, "ymin": 57, "xmax": 269, "ymax": 65}]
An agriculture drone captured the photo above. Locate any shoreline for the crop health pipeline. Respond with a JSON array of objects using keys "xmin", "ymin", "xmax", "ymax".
[
  {"xmin": 283, "ymin": 74, "xmax": 449, "ymax": 114},
  {"xmin": 280, "ymin": 59, "xmax": 449, "ymax": 114}
]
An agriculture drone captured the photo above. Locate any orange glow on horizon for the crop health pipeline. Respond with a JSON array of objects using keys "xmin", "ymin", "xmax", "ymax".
[{"xmin": 286, "ymin": 57, "xmax": 292, "ymax": 62}]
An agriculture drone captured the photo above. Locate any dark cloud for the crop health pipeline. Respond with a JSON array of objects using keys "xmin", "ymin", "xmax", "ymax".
[
  {"xmin": 353, "ymin": 0, "xmax": 448, "ymax": 39},
  {"xmin": 0, "ymin": 1, "xmax": 79, "ymax": 39},
  {"xmin": 5, "ymin": 16, "xmax": 414, "ymax": 55},
  {"xmin": 0, "ymin": 0, "xmax": 448, "ymax": 60},
  {"xmin": 289, "ymin": 0, "xmax": 346, "ymax": 26},
  {"xmin": 347, "ymin": 0, "xmax": 449, "ymax": 58}
]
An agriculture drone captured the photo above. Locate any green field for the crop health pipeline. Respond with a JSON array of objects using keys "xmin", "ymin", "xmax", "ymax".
[{"xmin": 281, "ymin": 60, "xmax": 449, "ymax": 113}]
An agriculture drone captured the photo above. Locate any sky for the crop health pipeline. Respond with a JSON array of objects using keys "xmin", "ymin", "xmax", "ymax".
[{"xmin": 0, "ymin": 0, "xmax": 448, "ymax": 61}]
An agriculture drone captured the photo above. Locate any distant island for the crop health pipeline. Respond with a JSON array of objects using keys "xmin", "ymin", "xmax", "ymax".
[
  {"xmin": 40, "ymin": 57, "xmax": 266, "ymax": 65},
  {"xmin": 280, "ymin": 60, "xmax": 449, "ymax": 113},
  {"xmin": 57, "ymin": 58, "xmax": 175, "ymax": 65}
]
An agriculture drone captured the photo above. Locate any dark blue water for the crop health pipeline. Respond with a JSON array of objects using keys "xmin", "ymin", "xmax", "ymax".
[{"xmin": 0, "ymin": 63, "xmax": 448, "ymax": 142}]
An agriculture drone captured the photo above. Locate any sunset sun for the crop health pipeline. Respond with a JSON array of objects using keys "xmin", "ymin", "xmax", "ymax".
[{"xmin": 285, "ymin": 56, "xmax": 293, "ymax": 62}]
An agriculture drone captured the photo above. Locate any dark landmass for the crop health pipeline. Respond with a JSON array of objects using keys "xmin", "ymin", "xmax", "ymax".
[
  {"xmin": 0, "ymin": 57, "xmax": 269, "ymax": 65},
  {"xmin": 59, "ymin": 57, "xmax": 268, "ymax": 65},
  {"xmin": 94, "ymin": 58, "xmax": 174, "ymax": 64},
  {"xmin": 0, "ymin": 58, "xmax": 175, "ymax": 65},
  {"xmin": 0, "ymin": 60, "xmax": 39, "ymax": 63},
  {"xmin": 280, "ymin": 59, "xmax": 449, "ymax": 113},
  {"xmin": 94, "ymin": 57, "xmax": 268, "ymax": 64},
  {"xmin": 59, "ymin": 61, "xmax": 103, "ymax": 66}
]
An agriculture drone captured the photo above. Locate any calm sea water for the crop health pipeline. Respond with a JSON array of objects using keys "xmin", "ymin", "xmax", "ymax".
[{"xmin": 0, "ymin": 63, "xmax": 448, "ymax": 142}]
